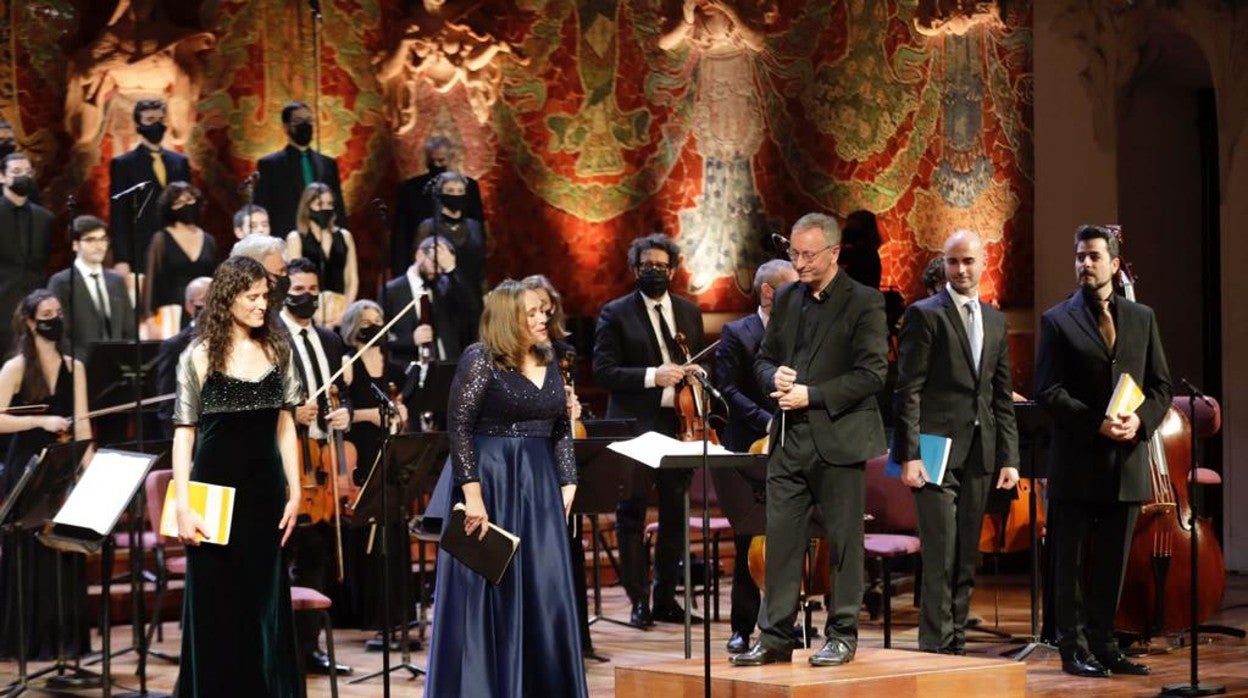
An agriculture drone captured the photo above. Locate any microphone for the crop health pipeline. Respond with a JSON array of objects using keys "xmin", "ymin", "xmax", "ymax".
[
  {"xmin": 237, "ymin": 171, "xmax": 259, "ymax": 194},
  {"xmin": 111, "ymin": 180, "xmax": 152, "ymax": 201},
  {"xmin": 690, "ymin": 369, "xmax": 730, "ymax": 415},
  {"xmin": 1179, "ymin": 377, "xmax": 1214, "ymax": 407},
  {"xmin": 369, "ymin": 382, "xmax": 399, "ymax": 414}
]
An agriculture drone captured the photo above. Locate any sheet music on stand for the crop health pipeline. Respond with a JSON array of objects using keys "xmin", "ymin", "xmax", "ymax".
[{"xmin": 40, "ymin": 449, "xmax": 160, "ymax": 554}]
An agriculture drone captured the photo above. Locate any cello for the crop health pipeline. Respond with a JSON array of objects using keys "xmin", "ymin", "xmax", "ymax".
[{"xmin": 1112, "ymin": 246, "xmax": 1226, "ymax": 640}]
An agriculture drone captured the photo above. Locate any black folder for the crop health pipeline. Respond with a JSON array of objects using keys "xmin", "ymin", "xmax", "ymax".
[{"xmin": 439, "ymin": 504, "xmax": 519, "ymax": 585}]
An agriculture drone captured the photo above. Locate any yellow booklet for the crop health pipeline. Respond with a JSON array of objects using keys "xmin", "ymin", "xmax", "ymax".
[
  {"xmin": 158, "ymin": 480, "xmax": 236, "ymax": 545},
  {"xmin": 1106, "ymin": 373, "xmax": 1146, "ymax": 417}
]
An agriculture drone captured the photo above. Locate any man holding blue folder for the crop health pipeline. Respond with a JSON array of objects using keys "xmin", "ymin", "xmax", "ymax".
[{"xmin": 893, "ymin": 229, "xmax": 1020, "ymax": 656}]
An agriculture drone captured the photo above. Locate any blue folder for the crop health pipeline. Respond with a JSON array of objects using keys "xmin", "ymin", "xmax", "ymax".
[{"xmin": 885, "ymin": 433, "xmax": 953, "ymax": 486}]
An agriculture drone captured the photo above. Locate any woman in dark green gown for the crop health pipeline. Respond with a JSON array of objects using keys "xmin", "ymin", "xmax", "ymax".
[{"xmin": 170, "ymin": 256, "xmax": 305, "ymax": 696}]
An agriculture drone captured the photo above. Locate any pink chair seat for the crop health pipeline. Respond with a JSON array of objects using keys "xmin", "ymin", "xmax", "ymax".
[
  {"xmin": 114, "ymin": 530, "xmax": 162, "ymax": 549},
  {"xmin": 864, "ymin": 532, "xmax": 921, "ymax": 557},
  {"xmin": 1193, "ymin": 467, "xmax": 1222, "ymax": 486},
  {"xmin": 166, "ymin": 556, "xmax": 187, "ymax": 575},
  {"xmin": 644, "ymin": 517, "xmax": 733, "ymax": 536},
  {"xmin": 290, "ymin": 585, "xmax": 333, "ymax": 611}
]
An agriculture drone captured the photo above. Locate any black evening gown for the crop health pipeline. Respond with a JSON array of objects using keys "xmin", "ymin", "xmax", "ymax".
[
  {"xmin": 172, "ymin": 349, "xmax": 305, "ymax": 697},
  {"xmin": 0, "ymin": 359, "xmax": 90, "ymax": 659},
  {"xmin": 148, "ymin": 229, "xmax": 219, "ymax": 320},
  {"xmin": 298, "ymin": 229, "xmax": 348, "ymax": 295},
  {"xmin": 343, "ymin": 357, "xmax": 409, "ymax": 630},
  {"xmin": 424, "ymin": 343, "xmax": 588, "ymax": 698}
]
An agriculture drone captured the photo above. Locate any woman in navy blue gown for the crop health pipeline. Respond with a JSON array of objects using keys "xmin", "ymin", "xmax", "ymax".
[{"xmin": 424, "ymin": 279, "xmax": 588, "ymax": 698}]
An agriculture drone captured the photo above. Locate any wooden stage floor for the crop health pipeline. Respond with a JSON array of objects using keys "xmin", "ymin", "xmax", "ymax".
[{"xmin": 2, "ymin": 573, "xmax": 1246, "ymax": 696}]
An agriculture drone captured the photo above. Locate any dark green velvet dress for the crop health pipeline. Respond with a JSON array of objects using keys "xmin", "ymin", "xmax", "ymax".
[{"xmin": 172, "ymin": 348, "xmax": 304, "ymax": 697}]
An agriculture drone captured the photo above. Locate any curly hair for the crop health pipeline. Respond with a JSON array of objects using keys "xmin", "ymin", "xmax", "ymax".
[{"xmin": 195, "ymin": 256, "xmax": 289, "ymax": 376}]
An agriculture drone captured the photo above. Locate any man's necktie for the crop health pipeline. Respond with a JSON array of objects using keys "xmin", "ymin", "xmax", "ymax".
[
  {"xmin": 300, "ymin": 328, "xmax": 329, "ymax": 432},
  {"xmin": 150, "ymin": 150, "xmax": 167, "ymax": 188},
  {"xmin": 301, "ymin": 150, "xmax": 315, "ymax": 187},
  {"xmin": 91, "ymin": 272, "xmax": 112, "ymax": 337},
  {"xmin": 1097, "ymin": 299, "xmax": 1116, "ymax": 351},
  {"xmin": 965, "ymin": 300, "xmax": 982, "ymax": 371},
  {"xmin": 654, "ymin": 304, "xmax": 683, "ymax": 362}
]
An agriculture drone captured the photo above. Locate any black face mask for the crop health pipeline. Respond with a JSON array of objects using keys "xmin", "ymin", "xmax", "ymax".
[
  {"xmin": 290, "ymin": 122, "xmax": 314, "ymax": 147},
  {"xmin": 308, "ymin": 209, "xmax": 334, "ymax": 229},
  {"xmin": 35, "ymin": 317, "xmax": 64, "ymax": 343},
  {"xmin": 136, "ymin": 122, "xmax": 167, "ymax": 145},
  {"xmin": 165, "ymin": 201, "xmax": 201, "ymax": 226},
  {"xmin": 636, "ymin": 269, "xmax": 671, "ymax": 299},
  {"xmin": 357, "ymin": 325, "xmax": 383, "ymax": 346},
  {"xmin": 440, "ymin": 193, "xmax": 467, "ymax": 214},
  {"xmin": 0, "ymin": 140, "xmax": 14, "ymax": 160},
  {"xmin": 285, "ymin": 292, "xmax": 319, "ymax": 320},
  {"xmin": 427, "ymin": 164, "xmax": 447, "ymax": 177},
  {"xmin": 7, "ymin": 174, "xmax": 35, "ymax": 199}
]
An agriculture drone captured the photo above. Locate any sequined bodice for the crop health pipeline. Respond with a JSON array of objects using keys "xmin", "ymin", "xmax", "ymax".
[
  {"xmin": 448, "ymin": 343, "xmax": 576, "ymax": 485},
  {"xmin": 201, "ymin": 368, "xmax": 284, "ymax": 414}
]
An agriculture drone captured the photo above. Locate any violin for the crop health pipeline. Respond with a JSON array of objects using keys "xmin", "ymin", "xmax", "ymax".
[
  {"xmin": 295, "ymin": 403, "xmax": 345, "ymax": 581},
  {"xmin": 1111, "ymin": 241, "xmax": 1226, "ymax": 638},
  {"xmin": 673, "ymin": 332, "xmax": 719, "ymax": 444},
  {"xmin": 330, "ymin": 384, "xmax": 360, "ymax": 517},
  {"xmin": 557, "ymin": 349, "xmax": 587, "ymax": 440}
]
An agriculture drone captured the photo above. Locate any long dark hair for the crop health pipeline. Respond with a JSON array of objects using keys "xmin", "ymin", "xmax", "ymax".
[
  {"xmin": 195, "ymin": 256, "xmax": 289, "ymax": 375},
  {"xmin": 11, "ymin": 289, "xmax": 60, "ymax": 403}
]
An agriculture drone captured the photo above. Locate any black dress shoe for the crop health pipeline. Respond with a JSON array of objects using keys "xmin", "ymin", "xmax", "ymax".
[
  {"xmin": 729, "ymin": 642, "xmax": 792, "ymax": 666},
  {"xmin": 651, "ymin": 602, "xmax": 700, "ymax": 624},
  {"xmin": 630, "ymin": 602, "xmax": 654, "ymax": 629},
  {"xmin": 726, "ymin": 632, "xmax": 750, "ymax": 654},
  {"xmin": 306, "ymin": 651, "xmax": 353, "ymax": 676},
  {"xmin": 809, "ymin": 637, "xmax": 856, "ymax": 666},
  {"xmin": 1095, "ymin": 651, "xmax": 1150, "ymax": 676},
  {"xmin": 1060, "ymin": 652, "xmax": 1111, "ymax": 678}
]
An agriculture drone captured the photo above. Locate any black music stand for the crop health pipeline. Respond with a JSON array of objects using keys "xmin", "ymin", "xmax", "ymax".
[
  {"xmin": 1009, "ymin": 401, "xmax": 1057, "ymax": 661},
  {"xmin": 349, "ymin": 430, "xmax": 448, "ymax": 696},
  {"xmin": 570, "ymin": 438, "xmax": 636, "ymax": 641},
  {"xmin": 86, "ymin": 340, "xmax": 163, "ymax": 446},
  {"xmin": 657, "ymin": 453, "xmax": 768, "ymax": 659},
  {"xmin": 0, "ymin": 441, "xmax": 94, "ymax": 695}
]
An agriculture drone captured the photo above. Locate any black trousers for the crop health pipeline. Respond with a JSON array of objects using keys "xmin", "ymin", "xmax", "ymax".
[
  {"xmin": 730, "ymin": 534, "xmax": 761, "ymax": 637},
  {"xmin": 912, "ymin": 430, "xmax": 991, "ymax": 651},
  {"xmin": 757, "ymin": 422, "xmax": 865, "ymax": 650},
  {"xmin": 287, "ymin": 521, "xmax": 335, "ymax": 658},
  {"xmin": 1047, "ymin": 498, "xmax": 1139, "ymax": 657}
]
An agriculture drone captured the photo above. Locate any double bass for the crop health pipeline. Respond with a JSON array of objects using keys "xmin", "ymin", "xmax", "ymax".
[{"xmin": 1113, "ymin": 256, "xmax": 1225, "ymax": 639}]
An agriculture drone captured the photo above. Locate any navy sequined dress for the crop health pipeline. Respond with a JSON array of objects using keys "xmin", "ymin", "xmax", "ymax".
[
  {"xmin": 424, "ymin": 343, "xmax": 587, "ymax": 698},
  {"xmin": 171, "ymin": 347, "xmax": 305, "ymax": 697}
]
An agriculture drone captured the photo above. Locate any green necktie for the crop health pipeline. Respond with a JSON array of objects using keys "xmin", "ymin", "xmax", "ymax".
[{"xmin": 300, "ymin": 150, "xmax": 314, "ymax": 186}]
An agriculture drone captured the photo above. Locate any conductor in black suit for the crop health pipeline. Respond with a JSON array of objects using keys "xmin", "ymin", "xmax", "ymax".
[
  {"xmin": 0, "ymin": 152, "xmax": 52, "ymax": 354},
  {"xmin": 592, "ymin": 234, "xmax": 705, "ymax": 627},
  {"xmin": 713, "ymin": 259, "xmax": 797, "ymax": 654},
  {"xmin": 391, "ymin": 136, "xmax": 485, "ymax": 278},
  {"xmin": 379, "ymin": 235, "xmax": 479, "ymax": 398},
  {"xmin": 1036, "ymin": 225, "xmax": 1171, "ymax": 679},
  {"xmin": 731, "ymin": 213, "xmax": 888, "ymax": 668},
  {"xmin": 255, "ymin": 102, "xmax": 347, "ymax": 239},
  {"xmin": 108, "ymin": 99, "xmax": 192, "ymax": 274},
  {"xmin": 892, "ymin": 230, "xmax": 1019, "ymax": 655},
  {"xmin": 46, "ymin": 215, "xmax": 137, "ymax": 360}
]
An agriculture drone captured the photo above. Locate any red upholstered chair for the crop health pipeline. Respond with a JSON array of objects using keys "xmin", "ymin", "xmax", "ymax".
[
  {"xmin": 863, "ymin": 454, "xmax": 922, "ymax": 648},
  {"xmin": 291, "ymin": 586, "xmax": 340, "ymax": 698}
]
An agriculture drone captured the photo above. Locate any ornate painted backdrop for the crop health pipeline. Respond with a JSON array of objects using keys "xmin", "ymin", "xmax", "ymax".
[{"xmin": 0, "ymin": 0, "xmax": 1033, "ymax": 317}]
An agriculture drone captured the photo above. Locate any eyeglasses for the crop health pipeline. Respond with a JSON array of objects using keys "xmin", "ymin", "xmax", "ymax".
[
  {"xmin": 786, "ymin": 245, "xmax": 832, "ymax": 264},
  {"xmin": 79, "ymin": 235, "xmax": 110, "ymax": 244},
  {"xmin": 637, "ymin": 263, "xmax": 671, "ymax": 273}
]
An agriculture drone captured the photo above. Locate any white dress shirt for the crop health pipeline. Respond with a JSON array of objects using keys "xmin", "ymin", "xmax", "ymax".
[
  {"xmin": 281, "ymin": 310, "xmax": 335, "ymax": 439},
  {"xmin": 75, "ymin": 258, "xmax": 111, "ymax": 319},
  {"xmin": 642, "ymin": 292, "xmax": 678, "ymax": 408}
]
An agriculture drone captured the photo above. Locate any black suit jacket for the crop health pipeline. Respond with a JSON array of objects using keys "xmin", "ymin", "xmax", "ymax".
[
  {"xmin": 391, "ymin": 173, "xmax": 484, "ymax": 278},
  {"xmin": 892, "ymin": 288, "xmax": 1019, "ymax": 477},
  {"xmin": 283, "ymin": 322, "xmax": 353, "ymax": 418},
  {"xmin": 108, "ymin": 146, "xmax": 192, "ymax": 266},
  {"xmin": 155, "ymin": 323, "xmax": 196, "ymax": 433},
  {"xmin": 1035, "ymin": 291, "xmax": 1172, "ymax": 502},
  {"xmin": 714, "ymin": 311, "xmax": 773, "ymax": 452},
  {"xmin": 255, "ymin": 145, "xmax": 347, "ymax": 238},
  {"xmin": 0, "ymin": 197, "xmax": 52, "ymax": 352},
  {"xmin": 592, "ymin": 290, "xmax": 705, "ymax": 434},
  {"xmin": 754, "ymin": 272, "xmax": 888, "ymax": 465},
  {"xmin": 379, "ymin": 272, "xmax": 479, "ymax": 369},
  {"xmin": 47, "ymin": 266, "xmax": 137, "ymax": 359}
]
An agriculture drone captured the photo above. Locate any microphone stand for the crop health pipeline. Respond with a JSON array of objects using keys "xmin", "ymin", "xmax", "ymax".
[
  {"xmin": 689, "ymin": 370, "xmax": 727, "ymax": 698},
  {"xmin": 1160, "ymin": 379, "xmax": 1224, "ymax": 697}
]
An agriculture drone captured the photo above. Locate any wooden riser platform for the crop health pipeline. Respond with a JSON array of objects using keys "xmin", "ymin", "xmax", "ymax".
[{"xmin": 615, "ymin": 647, "xmax": 1027, "ymax": 698}]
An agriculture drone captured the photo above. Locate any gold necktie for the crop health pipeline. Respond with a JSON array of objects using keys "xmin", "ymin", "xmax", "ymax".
[
  {"xmin": 1097, "ymin": 299, "xmax": 1116, "ymax": 350},
  {"xmin": 151, "ymin": 149, "xmax": 167, "ymax": 187}
]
